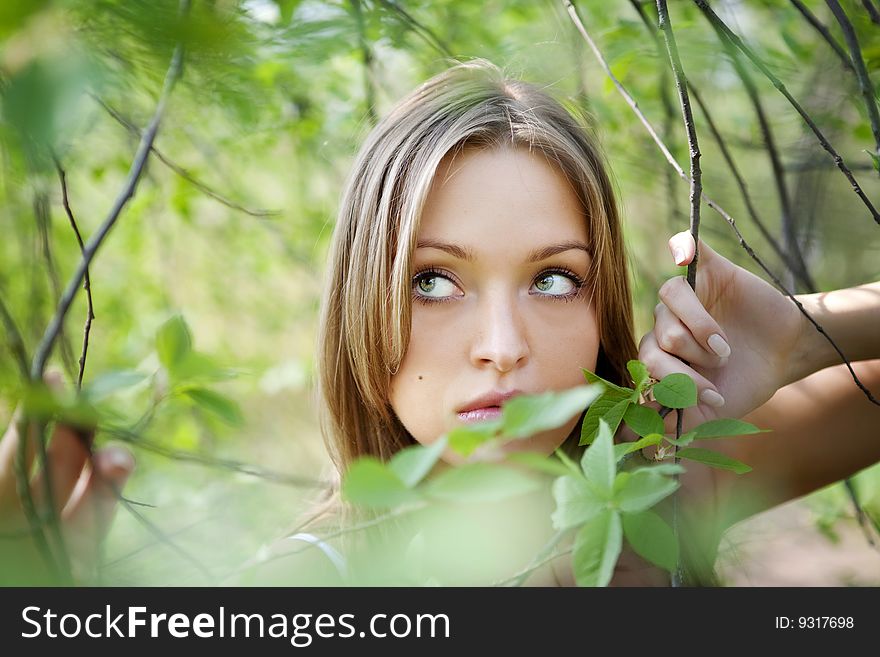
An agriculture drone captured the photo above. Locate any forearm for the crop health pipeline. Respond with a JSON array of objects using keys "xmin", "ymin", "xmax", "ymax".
[
  {"xmin": 788, "ymin": 281, "xmax": 880, "ymax": 384},
  {"xmin": 709, "ymin": 359, "xmax": 880, "ymax": 526}
]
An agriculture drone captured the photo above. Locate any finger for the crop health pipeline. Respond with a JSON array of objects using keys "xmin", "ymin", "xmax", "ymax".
[
  {"xmin": 657, "ymin": 277, "xmax": 731, "ymax": 360},
  {"xmin": 652, "ymin": 303, "xmax": 727, "ymax": 369},
  {"xmin": 639, "ymin": 332, "xmax": 726, "ymax": 410},
  {"xmin": 30, "ymin": 424, "xmax": 93, "ymax": 513},
  {"xmin": 63, "ymin": 447, "xmax": 134, "ymax": 541},
  {"xmin": 0, "ymin": 410, "xmax": 37, "ymax": 506},
  {"xmin": 0, "ymin": 370, "xmax": 70, "ymax": 501},
  {"xmin": 668, "ymin": 231, "xmax": 695, "ymax": 266},
  {"xmin": 669, "ymin": 233, "xmax": 727, "ymax": 271}
]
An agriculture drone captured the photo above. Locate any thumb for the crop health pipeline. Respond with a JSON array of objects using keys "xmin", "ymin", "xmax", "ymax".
[
  {"xmin": 63, "ymin": 447, "xmax": 134, "ymax": 535},
  {"xmin": 668, "ymin": 231, "xmax": 721, "ymax": 269}
]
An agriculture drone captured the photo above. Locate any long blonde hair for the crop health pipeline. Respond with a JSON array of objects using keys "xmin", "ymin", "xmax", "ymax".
[{"xmin": 316, "ymin": 59, "xmax": 636, "ymax": 475}]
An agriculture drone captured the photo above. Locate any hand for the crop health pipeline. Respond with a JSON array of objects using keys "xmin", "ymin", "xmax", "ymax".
[
  {"xmin": 0, "ymin": 375, "xmax": 134, "ymax": 584},
  {"xmin": 638, "ymin": 232, "xmax": 807, "ymax": 424}
]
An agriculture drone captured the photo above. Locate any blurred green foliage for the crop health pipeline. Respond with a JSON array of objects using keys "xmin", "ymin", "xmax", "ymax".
[{"xmin": 1, "ymin": 0, "xmax": 879, "ymax": 585}]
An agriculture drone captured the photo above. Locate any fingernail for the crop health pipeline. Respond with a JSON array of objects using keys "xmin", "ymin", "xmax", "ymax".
[
  {"xmin": 700, "ymin": 389, "xmax": 725, "ymax": 408},
  {"xmin": 707, "ymin": 334, "xmax": 731, "ymax": 358},
  {"xmin": 673, "ymin": 248, "xmax": 686, "ymax": 266}
]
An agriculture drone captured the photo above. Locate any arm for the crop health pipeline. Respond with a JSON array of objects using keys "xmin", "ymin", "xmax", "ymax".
[
  {"xmin": 641, "ymin": 232, "xmax": 880, "ymax": 525},
  {"xmin": 691, "ymin": 359, "xmax": 880, "ymax": 527}
]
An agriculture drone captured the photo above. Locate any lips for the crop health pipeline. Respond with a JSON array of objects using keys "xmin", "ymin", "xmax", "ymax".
[{"xmin": 456, "ymin": 389, "xmax": 523, "ymax": 423}]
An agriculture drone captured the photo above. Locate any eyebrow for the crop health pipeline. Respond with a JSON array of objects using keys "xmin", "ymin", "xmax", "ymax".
[{"xmin": 415, "ymin": 238, "xmax": 591, "ymax": 263}]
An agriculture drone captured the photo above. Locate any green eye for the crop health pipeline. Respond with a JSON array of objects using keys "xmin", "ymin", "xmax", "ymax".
[
  {"xmin": 535, "ymin": 275, "xmax": 553, "ymax": 292},
  {"xmin": 413, "ymin": 269, "xmax": 459, "ymax": 302},
  {"xmin": 534, "ymin": 272, "xmax": 577, "ymax": 295}
]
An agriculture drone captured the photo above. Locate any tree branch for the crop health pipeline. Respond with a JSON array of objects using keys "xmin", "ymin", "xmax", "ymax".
[
  {"xmin": 54, "ymin": 160, "xmax": 95, "ymax": 391},
  {"xmin": 33, "ymin": 191, "xmax": 78, "ymax": 380},
  {"xmin": 350, "ymin": 0, "xmax": 378, "ymax": 126},
  {"xmin": 630, "ymin": 0, "xmax": 810, "ymax": 288},
  {"xmin": 790, "ymin": 0, "xmax": 855, "ymax": 73},
  {"xmin": 0, "ymin": 294, "xmax": 29, "ymax": 379},
  {"xmin": 103, "ymin": 425, "xmax": 331, "ymax": 489},
  {"xmin": 90, "ymin": 95, "xmax": 278, "ymax": 219},
  {"xmin": 31, "ymin": 40, "xmax": 185, "ymax": 381},
  {"xmin": 656, "ymin": 0, "xmax": 702, "ymax": 282},
  {"xmin": 377, "ymin": 0, "xmax": 453, "ymax": 58},
  {"xmin": 826, "ymin": 0, "xmax": 880, "ymax": 166},
  {"xmin": 861, "ymin": 0, "xmax": 880, "ymax": 26},
  {"xmin": 712, "ymin": 30, "xmax": 815, "ymax": 291},
  {"xmin": 694, "ymin": 0, "xmax": 880, "ymax": 225},
  {"xmin": 563, "ymin": 0, "xmax": 880, "ymax": 409}
]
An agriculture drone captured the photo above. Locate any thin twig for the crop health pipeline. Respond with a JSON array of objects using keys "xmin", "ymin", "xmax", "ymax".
[
  {"xmin": 630, "ymin": 0, "xmax": 808, "ymax": 288},
  {"xmin": 350, "ymin": 0, "xmax": 378, "ymax": 126},
  {"xmin": 114, "ymin": 488, "xmax": 215, "ymax": 584},
  {"xmin": 862, "ymin": 0, "xmax": 880, "ymax": 26},
  {"xmin": 790, "ymin": 1, "xmax": 854, "ymax": 72},
  {"xmin": 565, "ymin": 0, "xmax": 880, "ymax": 407},
  {"xmin": 21, "ymin": 1, "xmax": 190, "ymax": 583},
  {"xmin": 627, "ymin": 0, "xmax": 682, "ymax": 233},
  {"xmin": 222, "ymin": 503, "xmax": 426, "ymax": 583},
  {"xmin": 713, "ymin": 32, "xmax": 815, "ymax": 291},
  {"xmin": 104, "ymin": 425, "xmax": 331, "ymax": 489},
  {"xmin": 377, "ymin": 0, "xmax": 453, "ymax": 58},
  {"xmin": 656, "ymin": 0, "xmax": 701, "ymax": 588},
  {"xmin": 694, "ymin": 0, "xmax": 880, "ymax": 225},
  {"xmin": 33, "ymin": 191, "xmax": 78, "ymax": 380},
  {"xmin": 54, "ymin": 160, "xmax": 95, "ymax": 391},
  {"xmin": 90, "ymin": 95, "xmax": 278, "ymax": 218},
  {"xmin": 494, "ymin": 530, "xmax": 570, "ymax": 586},
  {"xmin": 13, "ymin": 418, "xmax": 61, "ymax": 582},
  {"xmin": 0, "ymin": 295, "xmax": 29, "ymax": 379},
  {"xmin": 32, "ymin": 40, "xmax": 186, "ymax": 381},
  {"xmin": 826, "ymin": 0, "xmax": 880, "ymax": 165}
]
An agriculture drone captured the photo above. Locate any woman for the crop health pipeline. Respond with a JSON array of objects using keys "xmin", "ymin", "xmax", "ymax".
[{"xmin": 2, "ymin": 59, "xmax": 878, "ymax": 585}]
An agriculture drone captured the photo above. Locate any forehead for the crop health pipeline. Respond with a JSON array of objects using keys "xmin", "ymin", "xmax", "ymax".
[{"xmin": 417, "ymin": 146, "xmax": 589, "ymax": 252}]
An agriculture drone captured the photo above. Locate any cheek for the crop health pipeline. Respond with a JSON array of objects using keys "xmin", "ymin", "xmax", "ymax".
[
  {"xmin": 533, "ymin": 303, "xmax": 600, "ymax": 378},
  {"xmin": 389, "ymin": 311, "xmax": 460, "ymax": 444}
]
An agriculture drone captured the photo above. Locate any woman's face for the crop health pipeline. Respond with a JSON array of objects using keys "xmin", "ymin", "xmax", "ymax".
[{"xmin": 389, "ymin": 145, "xmax": 601, "ymax": 459}]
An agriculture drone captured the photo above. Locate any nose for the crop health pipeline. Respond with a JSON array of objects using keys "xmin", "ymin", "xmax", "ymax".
[{"xmin": 469, "ymin": 293, "xmax": 530, "ymax": 373}]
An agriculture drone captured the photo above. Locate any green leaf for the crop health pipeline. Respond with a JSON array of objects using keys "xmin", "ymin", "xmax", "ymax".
[
  {"xmin": 652, "ymin": 373, "xmax": 697, "ymax": 409},
  {"xmin": 626, "ymin": 360, "xmax": 650, "ymax": 393},
  {"xmin": 664, "ymin": 431, "xmax": 696, "ymax": 447},
  {"xmin": 677, "ymin": 448, "xmax": 752, "ymax": 474},
  {"xmin": 572, "ymin": 510, "xmax": 622, "ymax": 587},
  {"xmin": 83, "ymin": 370, "xmax": 147, "ymax": 402},
  {"xmin": 864, "ymin": 149, "xmax": 880, "ymax": 173},
  {"xmin": 181, "ymin": 387, "xmax": 244, "ymax": 426},
  {"xmin": 614, "ymin": 433, "xmax": 663, "ymax": 461},
  {"xmin": 157, "ymin": 315, "xmax": 193, "ymax": 372},
  {"xmin": 425, "ymin": 464, "xmax": 541, "ymax": 504},
  {"xmin": 623, "ymin": 510, "xmax": 679, "ymax": 573},
  {"xmin": 692, "ymin": 418, "xmax": 766, "ymax": 440},
  {"xmin": 623, "ymin": 404, "xmax": 665, "ymax": 437},
  {"xmin": 447, "ymin": 420, "xmax": 502, "ymax": 457},
  {"xmin": 580, "ymin": 396, "xmax": 631, "ymax": 445},
  {"xmin": 342, "ymin": 458, "xmax": 420, "ymax": 509},
  {"xmin": 580, "ymin": 419, "xmax": 616, "ymax": 496},
  {"xmin": 501, "ymin": 384, "xmax": 602, "ymax": 439},
  {"xmin": 173, "ymin": 351, "xmax": 239, "ymax": 383},
  {"xmin": 551, "ymin": 474, "xmax": 606, "ymax": 530},
  {"xmin": 390, "ymin": 435, "xmax": 448, "ymax": 488},
  {"xmin": 507, "ymin": 452, "xmax": 572, "ymax": 478},
  {"xmin": 614, "ymin": 471, "xmax": 679, "ymax": 513},
  {"xmin": 582, "ymin": 368, "xmax": 635, "ymax": 397}
]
